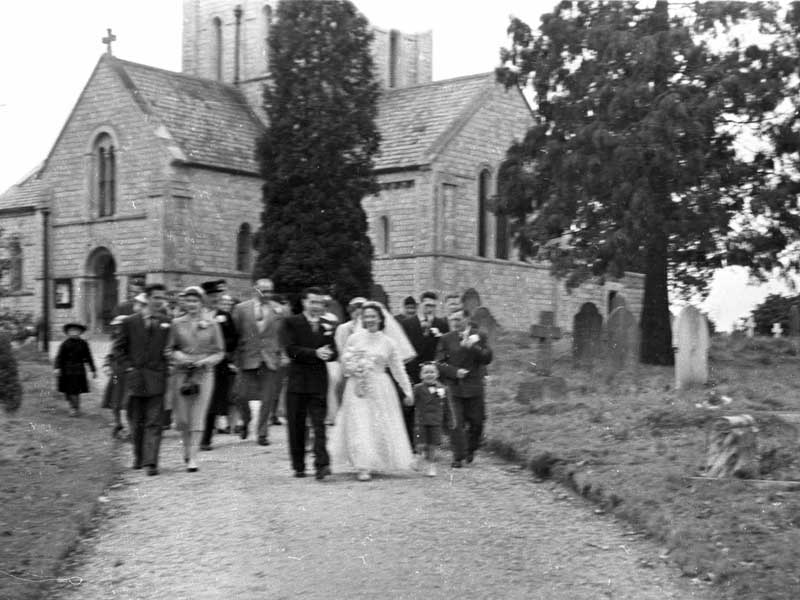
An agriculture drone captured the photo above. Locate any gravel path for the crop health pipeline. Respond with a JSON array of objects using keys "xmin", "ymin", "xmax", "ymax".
[{"xmin": 53, "ymin": 423, "xmax": 710, "ymax": 600}]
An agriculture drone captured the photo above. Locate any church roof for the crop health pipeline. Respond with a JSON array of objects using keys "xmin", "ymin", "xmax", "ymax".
[
  {"xmin": 109, "ymin": 58, "xmax": 265, "ymax": 175},
  {"xmin": 373, "ymin": 72, "xmax": 500, "ymax": 171},
  {"xmin": 0, "ymin": 167, "xmax": 46, "ymax": 214}
]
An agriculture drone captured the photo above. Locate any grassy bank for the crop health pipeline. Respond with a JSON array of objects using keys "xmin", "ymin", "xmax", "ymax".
[
  {"xmin": 484, "ymin": 332, "xmax": 800, "ymax": 600},
  {"xmin": 0, "ymin": 346, "xmax": 119, "ymax": 600}
]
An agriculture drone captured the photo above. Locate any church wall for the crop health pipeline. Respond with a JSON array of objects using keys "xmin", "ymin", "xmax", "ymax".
[
  {"xmin": 0, "ymin": 211, "xmax": 42, "ymax": 316},
  {"xmin": 159, "ymin": 165, "xmax": 262, "ymax": 298},
  {"xmin": 39, "ymin": 59, "xmax": 172, "ymax": 335}
]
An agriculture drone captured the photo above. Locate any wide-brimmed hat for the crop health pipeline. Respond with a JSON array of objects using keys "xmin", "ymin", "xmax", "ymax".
[
  {"xmin": 63, "ymin": 322, "xmax": 87, "ymax": 334},
  {"xmin": 201, "ymin": 279, "xmax": 226, "ymax": 295},
  {"xmin": 403, "ymin": 296, "xmax": 417, "ymax": 307}
]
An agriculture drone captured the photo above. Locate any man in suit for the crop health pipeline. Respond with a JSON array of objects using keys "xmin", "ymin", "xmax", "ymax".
[
  {"xmin": 396, "ymin": 296, "xmax": 418, "ymax": 323},
  {"xmin": 399, "ymin": 291, "xmax": 450, "ymax": 445},
  {"xmin": 436, "ymin": 309, "xmax": 493, "ymax": 468},
  {"xmin": 232, "ymin": 278, "xmax": 286, "ymax": 446},
  {"xmin": 283, "ymin": 286, "xmax": 338, "ymax": 480},
  {"xmin": 114, "ymin": 283, "xmax": 172, "ymax": 476}
]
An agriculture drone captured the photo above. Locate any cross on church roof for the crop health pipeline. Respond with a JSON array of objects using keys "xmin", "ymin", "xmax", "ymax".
[{"xmin": 102, "ymin": 28, "xmax": 116, "ymax": 56}]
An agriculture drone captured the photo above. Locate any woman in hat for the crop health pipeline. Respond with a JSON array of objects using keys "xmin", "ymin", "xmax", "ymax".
[
  {"xmin": 53, "ymin": 322, "xmax": 96, "ymax": 417},
  {"xmin": 167, "ymin": 286, "xmax": 225, "ymax": 471},
  {"xmin": 101, "ymin": 315, "xmax": 129, "ymax": 437}
]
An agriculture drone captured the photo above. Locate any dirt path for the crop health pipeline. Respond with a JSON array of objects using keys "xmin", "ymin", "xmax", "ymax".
[{"xmin": 53, "ymin": 424, "xmax": 710, "ymax": 600}]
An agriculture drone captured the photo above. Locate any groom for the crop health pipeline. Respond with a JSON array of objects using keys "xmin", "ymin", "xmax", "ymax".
[{"xmin": 283, "ymin": 287, "xmax": 338, "ymax": 480}]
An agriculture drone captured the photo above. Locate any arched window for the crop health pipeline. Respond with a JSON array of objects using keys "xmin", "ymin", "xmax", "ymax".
[
  {"xmin": 236, "ymin": 223, "xmax": 252, "ymax": 272},
  {"xmin": 495, "ymin": 213, "xmax": 509, "ymax": 259},
  {"xmin": 8, "ymin": 237, "xmax": 22, "ymax": 292},
  {"xmin": 262, "ymin": 5, "xmax": 272, "ymax": 70},
  {"xmin": 212, "ymin": 17, "xmax": 223, "ymax": 81},
  {"xmin": 477, "ymin": 169, "xmax": 490, "ymax": 257},
  {"xmin": 93, "ymin": 133, "xmax": 116, "ymax": 217},
  {"xmin": 379, "ymin": 215, "xmax": 390, "ymax": 255}
]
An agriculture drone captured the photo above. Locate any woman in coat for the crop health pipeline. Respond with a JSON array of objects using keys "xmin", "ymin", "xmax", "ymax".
[{"xmin": 168, "ymin": 286, "xmax": 225, "ymax": 472}]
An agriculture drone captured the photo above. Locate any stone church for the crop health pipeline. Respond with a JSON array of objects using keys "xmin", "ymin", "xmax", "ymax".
[{"xmin": 0, "ymin": 0, "xmax": 643, "ymax": 340}]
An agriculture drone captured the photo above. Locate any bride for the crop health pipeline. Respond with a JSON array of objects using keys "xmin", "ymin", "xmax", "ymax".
[{"xmin": 330, "ymin": 301, "xmax": 416, "ymax": 481}]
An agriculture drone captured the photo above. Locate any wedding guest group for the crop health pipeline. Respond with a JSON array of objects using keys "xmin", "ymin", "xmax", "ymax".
[{"xmin": 58, "ymin": 284, "xmax": 493, "ymax": 482}]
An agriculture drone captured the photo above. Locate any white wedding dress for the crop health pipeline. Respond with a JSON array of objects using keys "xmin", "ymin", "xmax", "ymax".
[{"xmin": 330, "ymin": 329, "xmax": 414, "ymax": 473}]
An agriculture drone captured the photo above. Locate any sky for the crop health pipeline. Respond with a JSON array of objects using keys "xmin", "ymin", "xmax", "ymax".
[{"xmin": 0, "ymin": 1, "xmax": 789, "ymax": 330}]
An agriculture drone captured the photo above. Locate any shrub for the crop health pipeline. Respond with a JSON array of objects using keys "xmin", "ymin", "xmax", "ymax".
[
  {"xmin": 0, "ymin": 334, "xmax": 22, "ymax": 413},
  {"xmin": 751, "ymin": 293, "xmax": 800, "ymax": 336},
  {"xmin": 0, "ymin": 310, "xmax": 36, "ymax": 342}
]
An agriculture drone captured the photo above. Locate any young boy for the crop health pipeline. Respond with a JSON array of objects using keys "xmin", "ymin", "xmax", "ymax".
[
  {"xmin": 413, "ymin": 362, "xmax": 450, "ymax": 476},
  {"xmin": 54, "ymin": 322, "xmax": 96, "ymax": 417}
]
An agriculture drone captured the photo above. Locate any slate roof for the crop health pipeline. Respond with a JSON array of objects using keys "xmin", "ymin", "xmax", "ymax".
[
  {"xmin": 110, "ymin": 58, "xmax": 265, "ymax": 175},
  {"xmin": 0, "ymin": 167, "xmax": 45, "ymax": 212},
  {"xmin": 373, "ymin": 72, "xmax": 498, "ymax": 171}
]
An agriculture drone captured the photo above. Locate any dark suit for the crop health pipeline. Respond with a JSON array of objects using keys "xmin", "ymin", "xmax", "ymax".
[
  {"xmin": 114, "ymin": 311, "xmax": 172, "ymax": 468},
  {"xmin": 283, "ymin": 314, "xmax": 338, "ymax": 473},
  {"xmin": 202, "ymin": 310, "xmax": 239, "ymax": 447},
  {"xmin": 436, "ymin": 327, "xmax": 493, "ymax": 462},
  {"xmin": 400, "ymin": 315, "xmax": 450, "ymax": 446}
]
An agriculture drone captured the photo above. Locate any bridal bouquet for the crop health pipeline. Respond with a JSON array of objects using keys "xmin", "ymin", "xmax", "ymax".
[{"xmin": 343, "ymin": 349, "xmax": 372, "ymax": 397}]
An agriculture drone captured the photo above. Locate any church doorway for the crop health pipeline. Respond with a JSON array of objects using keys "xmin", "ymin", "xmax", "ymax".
[{"xmin": 86, "ymin": 247, "xmax": 118, "ymax": 333}]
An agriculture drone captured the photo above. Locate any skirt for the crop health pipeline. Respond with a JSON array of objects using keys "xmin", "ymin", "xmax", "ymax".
[{"xmin": 172, "ymin": 368, "xmax": 215, "ymax": 432}]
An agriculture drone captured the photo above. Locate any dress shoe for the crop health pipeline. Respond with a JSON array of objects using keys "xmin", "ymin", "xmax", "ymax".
[
  {"xmin": 315, "ymin": 466, "xmax": 331, "ymax": 481},
  {"xmin": 186, "ymin": 459, "xmax": 198, "ymax": 472},
  {"xmin": 147, "ymin": 466, "xmax": 159, "ymax": 476},
  {"xmin": 451, "ymin": 460, "xmax": 463, "ymax": 469},
  {"xmin": 132, "ymin": 462, "xmax": 142, "ymax": 470},
  {"xmin": 216, "ymin": 426, "xmax": 231, "ymax": 434},
  {"xmin": 240, "ymin": 423, "xmax": 250, "ymax": 440},
  {"xmin": 270, "ymin": 417, "xmax": 282, "ymax": 426},
  {"xmin": 294, "ymin": 471, "xmax": 307, "ymax": 478},
  {"xmin": 200, "ymin": 444, "xmax": 212, "ymax": 451},
  {"xmin": 466, "ymin": 452, "xmax": 474, "ymax": 464},
  {"xmin": 257, "ymin": 436, "xmax": 270, "ymax": 446}
]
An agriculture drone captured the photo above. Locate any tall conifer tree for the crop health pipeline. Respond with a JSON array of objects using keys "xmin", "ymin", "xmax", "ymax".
[
  {"xmin": 254, "ymin": 0, "xmax": 380, "ymax": 305},
  {"xmin": 496, "ymin": 1, "xmax": 784, "ymax": 364}
]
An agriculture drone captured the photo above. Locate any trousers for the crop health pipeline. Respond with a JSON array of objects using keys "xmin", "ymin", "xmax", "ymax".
[
  {"xmin": 449, "ymin": 394, "xmax": 485, "ymax": 462},
  {"xmin": 128, "ymin": 394, "xmax": 164, "ymax": 467},
  {"xmin": 286, "ymin": 392, "xmax": 328, "ymax": 473}
]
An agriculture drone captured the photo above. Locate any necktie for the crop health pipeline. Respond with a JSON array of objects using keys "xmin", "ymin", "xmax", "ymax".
[{"xmin": 311, "ymin": 320, "xmax": 319, "ymax": 334}]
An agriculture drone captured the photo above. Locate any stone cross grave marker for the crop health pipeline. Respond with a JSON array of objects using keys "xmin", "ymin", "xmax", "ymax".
[
  {"xmin": 461, "ymin": 288, "xmax": 482, "ymax": 316},
  {"xmin": 530, "ymin": 311, "xmax": 562, "ymax": 376},
  {"xmin": 609, "ymin": 292, "xmax": 627, "ymax": 314},
  {"xmin": 790, "ymin": 305, "xmax": 800, "ymax": 337},
  {"xmin": 470, "ymin": 306, "xmax": 498, "ymax": 347},
  {"xmin": 572, "ymin": 302, "xmax": 603, "ymax": 367},
  {"xmin": 772, "ymin": 322, "xmax": 783, "ymax": 338},
  {"xmin": 607, "ymin": 306, "xmax": 638, "ymax": 370},
  {"xmin": 674, "ymin": 305, "xmax": 710, "ymax": 391},
  {"xmin": 746, "ymin": 316, "xmax": 755, "ymax": 338}
]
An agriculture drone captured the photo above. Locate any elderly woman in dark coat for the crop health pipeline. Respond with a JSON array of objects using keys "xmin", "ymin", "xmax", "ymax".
[{"xmin": 54, "ymin": 322, "xmax": 96, "ymax": 417}]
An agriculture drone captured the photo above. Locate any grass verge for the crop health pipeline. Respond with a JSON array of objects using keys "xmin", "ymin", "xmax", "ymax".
[
  {"xmin": 0, "ymin": 348, "xmax": 119, "ymax": 600},
  {"xmin": 484, "ymin": 331, "xmax": 800, "ymax": 600}
]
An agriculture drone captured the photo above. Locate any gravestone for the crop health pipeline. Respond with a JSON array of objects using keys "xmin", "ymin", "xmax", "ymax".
[
  {"xmin": 746, "ymin": 316, "xmax": 755, "ymax": 338},
  {"xmin": 607, "ymin": 306, "xmax": 639, "ymax": 370},
  {"xmin": 790, "ymin": 305, "xmax": 800, "ymax": 337},
  {"xmin": 516, "ymin": 377, "xmax": 568, "ymax": 409},
  {"xmin": 470, "ymin": 306, "xmax": 498, "ymax": 347},
  {"xmin": 530, "ymin": 311, "xmax": 562, "ymax": 376},
  {"xmin": 705, "ymin": 415, "xmax": 759, "ymax": 478},
  {"xmin": 772, "ymin": 322, "xmax": 783, "ymax": 338},
  {"xmin": 609, "ymin": 292, "xmax": 627, "ymax": 314},
  {"xmin": 461, "ymin": 288, "xmax": 482, "ymax": 316},
  {"xmin": 674, "ymin": 305, "xmax": 710, "ymax": 391},
  {"xmin": 572, "ymin": 302, "xmax": 603, "ymax": 366},
  {"xmin": 369, "ymin": 284, "xmax": 389, "ymax": 309}
]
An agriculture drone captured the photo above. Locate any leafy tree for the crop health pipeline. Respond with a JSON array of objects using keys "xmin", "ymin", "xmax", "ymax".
[
  {"xmin": 495, "ymin": 1, "xmax": 787, "ymax": 365},
  {"xmin": 253, "ymin": 0, "xmax": 380, "ymax": 306},
  {"xmin": 0, "ymin": 334, "xmax": 21, "ymax": 413},
  {"xmin": 751, "ymin": 293, "xmax": 800, "ymax": 336}
]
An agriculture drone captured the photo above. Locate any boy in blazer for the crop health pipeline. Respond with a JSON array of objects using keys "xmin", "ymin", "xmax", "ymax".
[
  {"xmin": 114, "ymin": 283, "xmax": 172, "ymax": 476},
  {"xmin": 283, "ymin": 287, "xmax": 338, "ymax": 480},
  {"xmin": 435, "ymin": 309, "xmax": 493, "ymax": 468}
]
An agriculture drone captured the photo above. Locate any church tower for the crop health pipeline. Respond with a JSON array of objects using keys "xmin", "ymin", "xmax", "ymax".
[{"xmin": 181, "ymin": 0, "xmax": 432, "ymax": 117}]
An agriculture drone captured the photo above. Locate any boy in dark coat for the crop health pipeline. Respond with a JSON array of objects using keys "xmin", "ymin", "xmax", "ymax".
[
  {"xmin": 412, "ymin": 362, "xmax": 451, "ymax": 477},
  {"xmin": 54, "ymin": 323, "xmax": 96, "ymax": 417}
]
